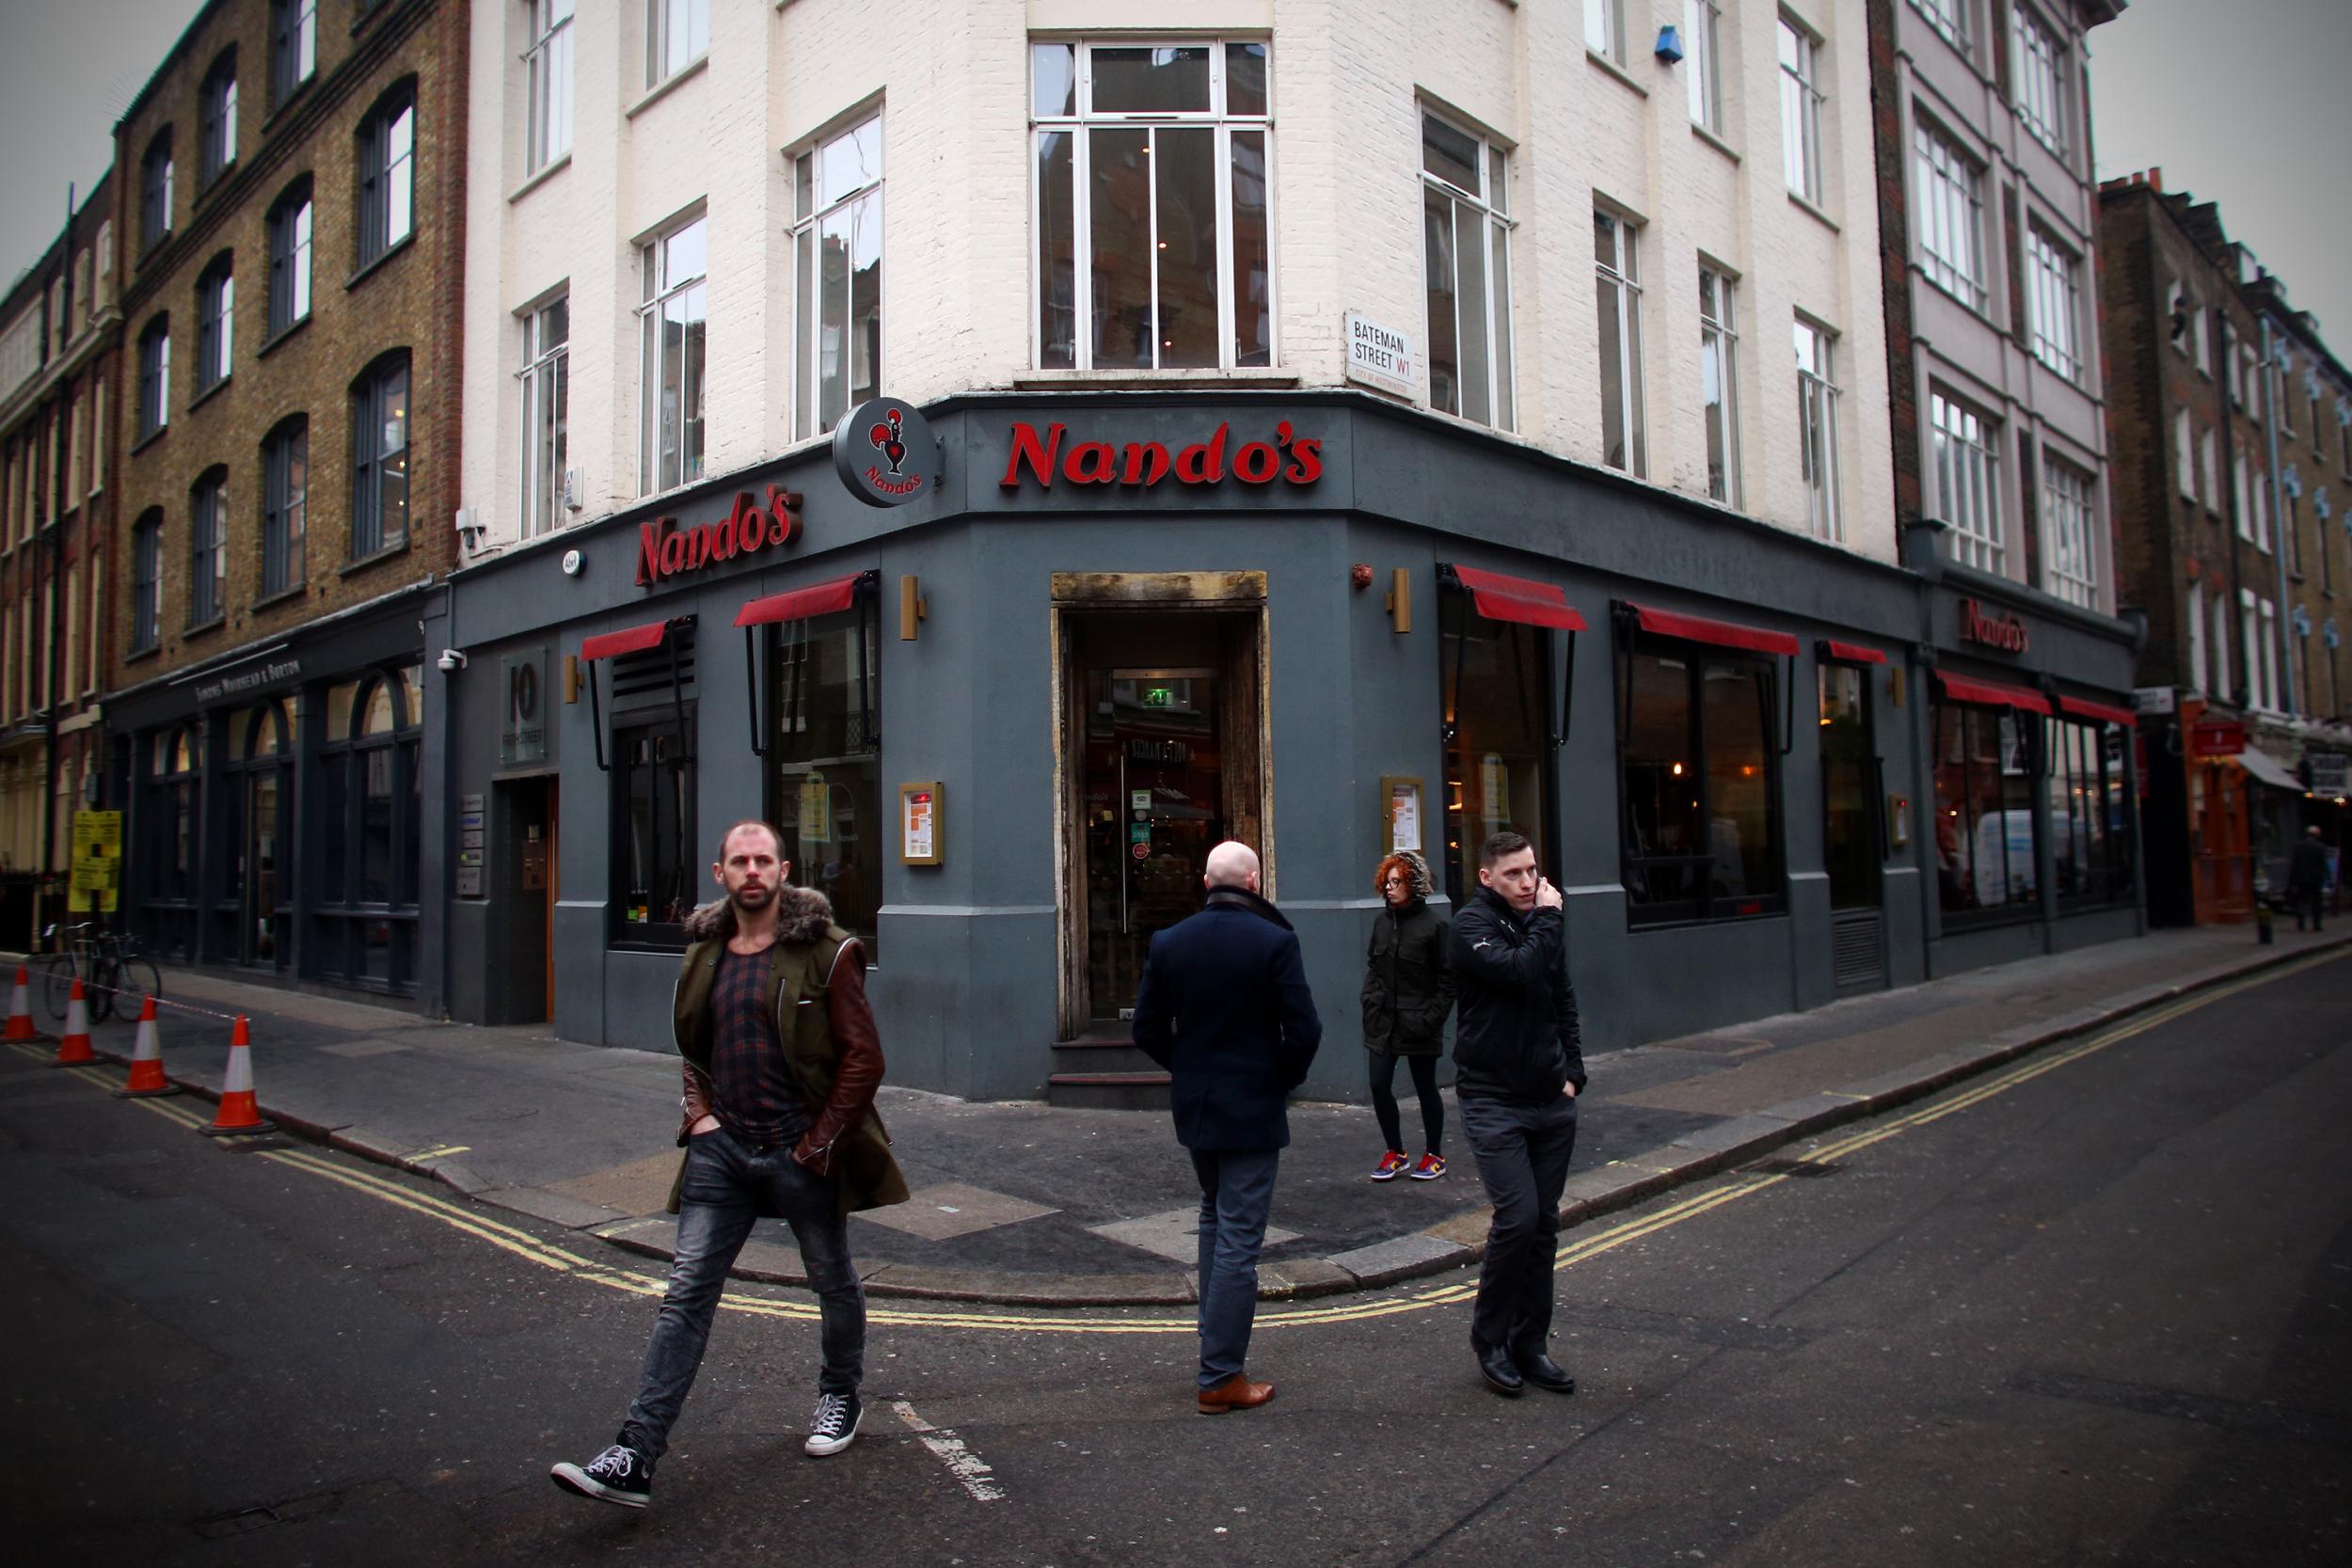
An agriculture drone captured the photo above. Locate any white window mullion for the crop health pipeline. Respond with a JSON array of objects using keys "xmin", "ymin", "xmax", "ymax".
[
  {"xmin": 1073, "ymin": 129, "xmax": 1094, "ymax": 372},
  {"xmin": 1214, "ymin": 123, "xmax": 1235, "ymax": 372},
  {"xmin": 1144, "ymin": 126, "xmax": 1163, "ymax": 370}
]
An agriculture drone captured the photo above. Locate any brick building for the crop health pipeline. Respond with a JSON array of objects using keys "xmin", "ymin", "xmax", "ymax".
[
  {"xmin": 0, "ymin": 178, "xmax": 120, "ymax": 950},
  {"xmin": 104, "ymin": 0, "xmax": 468, "ymax": 995},
  {"xmin": 2096, "ymin": 171, "xmax": 2339, "ymax": 925}
]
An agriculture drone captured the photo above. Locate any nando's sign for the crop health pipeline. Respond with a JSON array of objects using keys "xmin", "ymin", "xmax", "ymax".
[
  {"xmin": 636, "ymin": 487, "xmax": 803, "ymax": 587},
  {"xmin": 1959, "ymin": 597, "xmax": 2029, "ymax": 655},
  {"xmin": 1000, "ymin": 419, "xmax": 1324, "ymax": 490}
]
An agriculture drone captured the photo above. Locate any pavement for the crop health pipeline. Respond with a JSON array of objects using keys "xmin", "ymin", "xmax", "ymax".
[{"xmin": 7, "ymin": 922, "xmax": 2345, "ymax": 1307}]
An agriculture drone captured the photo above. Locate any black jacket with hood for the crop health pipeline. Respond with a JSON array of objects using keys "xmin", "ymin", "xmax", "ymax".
[
  {"xmin": 1449, "ymin": 885, "xmax": 1585, "ymax": 1104},
  {"xmin": 1360, "ymin": 850, "xmax": 1454, "ymax": 1057}
]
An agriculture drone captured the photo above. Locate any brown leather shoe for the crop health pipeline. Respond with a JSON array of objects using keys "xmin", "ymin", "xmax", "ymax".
[{"xmin": 1197, "ymin": 1372, "xmax": 1275, "ymax": 1414}]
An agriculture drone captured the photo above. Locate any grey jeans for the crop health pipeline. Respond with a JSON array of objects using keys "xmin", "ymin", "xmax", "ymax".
[
  {"xmin": 1459, "ymin": 1093, "xmax": 1580, "ymax": 1359},
  {"xmin": 1191, "ymin": 1147, "xmax": 1281, "ymax": 1387},
  {"xmin": 619, "ymin": 1126, "xmax": 866, "ymax": 1463}
]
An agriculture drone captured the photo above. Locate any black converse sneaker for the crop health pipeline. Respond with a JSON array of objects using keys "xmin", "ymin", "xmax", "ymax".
[
  {"xmin": 803, "ymin": 1391, "xmax": 863, "ymax": 1457},
  {"xmin": 551, "ymin": 1443, "xmax": 651, "ymax": 1508}
]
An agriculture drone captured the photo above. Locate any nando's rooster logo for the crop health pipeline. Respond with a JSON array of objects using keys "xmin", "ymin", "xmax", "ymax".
[{"xmin": 834, "ymin": 396, "xmax": 936, "ymax": 508}]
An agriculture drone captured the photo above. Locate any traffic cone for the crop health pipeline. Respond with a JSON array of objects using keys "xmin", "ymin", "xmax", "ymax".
[
  {"xmin": 200, "ymin": 1016, "xmax": 272, "ymax": 1137},
  {"xmin": 50, "ymin": 979, "xmax": 95, "ymax": 1067},
  {"xmin": 4, "ymin": 966, "xmax": 31, "ymax": 1041},
  {"xmin": 113, "ymin": 995, "xmax": 181, "ymax": 1099}
]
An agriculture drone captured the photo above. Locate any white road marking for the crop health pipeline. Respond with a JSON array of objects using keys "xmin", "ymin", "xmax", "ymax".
[{"xmin": 890, "ymin": 1400, "xmax": 1006, "ymax": 1502}]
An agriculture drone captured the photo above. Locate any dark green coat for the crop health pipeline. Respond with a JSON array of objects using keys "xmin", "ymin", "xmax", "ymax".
[{"xmin": 666, "ymin": 893, "xmax": 910, "ymax": 1217}]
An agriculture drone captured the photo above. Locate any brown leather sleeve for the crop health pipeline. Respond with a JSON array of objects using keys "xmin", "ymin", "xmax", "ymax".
[
  {"xmin": 677, "ymin": 1062, "xmax": 715, "ymax": 1147},
  {"xmin": 794, "ymin": 941, "xmax": 882, "ymax": 1174}
]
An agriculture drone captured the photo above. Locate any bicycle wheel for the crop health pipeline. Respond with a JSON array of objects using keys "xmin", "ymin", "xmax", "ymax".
[
  {"xmin": 119, "ymin": 954, "xmax": 162, "ymax": 1011},
  {"xmin": 86, "ymin": 958, "xmax": 118, "ymax": 1023},
  {"xmin": 37, "ymin": 954, "xmax": 74, "ymax": 1020}
]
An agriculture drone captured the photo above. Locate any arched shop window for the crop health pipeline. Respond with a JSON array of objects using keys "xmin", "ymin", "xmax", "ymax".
[
  {"xmin": 221, "ymin": 699, "xmax": 295, "ymax": 968},
  {"xmin": 314, "ymin": 667, "xmax": 421, "ymax": 990},
  {"xmin": 141, "ymin": 723, "xmax": 205, "ymax": 961}
]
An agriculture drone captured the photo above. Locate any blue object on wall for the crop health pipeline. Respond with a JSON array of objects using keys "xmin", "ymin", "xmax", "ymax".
[{"xmin": 1655, "ymin": 24, "xmax": 1686, "ymax": 63}]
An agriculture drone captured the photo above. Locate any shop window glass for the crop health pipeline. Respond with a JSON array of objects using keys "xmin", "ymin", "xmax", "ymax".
[
  {"xmin": 314, "ymin": 672, "xmax": 421, "ymax": 990},
  {"xmin": 1933, "ymin": 703, "xmax": 2038, "ymax": 920},
  {"xmin": 2050, "ymin": 718, "xmax": 2133, "ymax": 906},
  {"xmin": 615, "ymin": 714, "xmax": 695, "ymax": 945},
  {"xmin": 1620, "ymin": 640, "xmax": 1786, "ymax": 924},
  {"xmin": 1438, "ymin": 592, "xmax": 1552, "ymax": 903},
  {"xmin": 769, "ymin": 609, "xmax": 882, "ymax": 955}
]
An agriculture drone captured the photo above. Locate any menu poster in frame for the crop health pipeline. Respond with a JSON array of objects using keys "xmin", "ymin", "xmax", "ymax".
[
  {"xmin": 1380, "ymin": 776, "xmax": 1423, "ymax": 856},
  {"xmin": 899, "ymin": 781, "xmax": 943, "ymax": 866}
]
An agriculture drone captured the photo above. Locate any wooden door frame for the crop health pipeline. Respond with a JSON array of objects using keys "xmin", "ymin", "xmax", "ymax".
[{"xmin": 1049, "ymin": 573, "xmax": 1272, "ymax": 1038}]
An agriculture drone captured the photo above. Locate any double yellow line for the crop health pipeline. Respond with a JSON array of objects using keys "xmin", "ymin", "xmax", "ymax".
[{"xmin": 12, "ymin": 949, "xmax": 2340, "ymax": 1337}]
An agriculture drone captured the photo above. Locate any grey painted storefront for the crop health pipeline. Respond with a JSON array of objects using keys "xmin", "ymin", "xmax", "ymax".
[{"xmin": 431, "ymin": 392, "xmax": 2143, "ymax": 1100}]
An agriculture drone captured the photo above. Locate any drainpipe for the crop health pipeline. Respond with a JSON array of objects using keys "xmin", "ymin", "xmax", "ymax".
[
  {"xmin": 40, "ymin": 438, "xmax": 63, "ymax": 940},
  {"xmin": 2217, "ymin": 310, "xmax": 2248, "ymax": 709},
  {"xmin": 2259, "ymin": 312, "xmax": 2296, "ymax": 715}
]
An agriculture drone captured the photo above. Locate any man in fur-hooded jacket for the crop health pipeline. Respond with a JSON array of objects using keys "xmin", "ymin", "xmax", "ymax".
[{"xmin": 552, "ymin": 820, "xmax": 909, "ymax": 1512}]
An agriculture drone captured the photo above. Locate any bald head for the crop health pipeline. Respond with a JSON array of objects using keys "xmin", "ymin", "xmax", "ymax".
[{"xmin": 1203, "ymin": 840, "xmax": 1261, "ymax": 895}]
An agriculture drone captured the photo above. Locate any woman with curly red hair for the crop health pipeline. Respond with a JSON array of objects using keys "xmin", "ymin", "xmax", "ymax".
[{"xmin": 1360, "ymin": 849, "xmax": 1454, "ymax": 1180}]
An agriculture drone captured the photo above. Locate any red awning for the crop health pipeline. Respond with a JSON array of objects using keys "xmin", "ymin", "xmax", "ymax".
[
  {"xmin": 580, "ymin": 619, "xmax": 672, "ymax": 661},
  {"xmin": 1451, "ymin": 564, "xmax": 1588, "ymax": 631},
  {"xmin": 2058, "ymin": 694, "xmax": 2137, "ymax": 727},
  {"xmin": 1628, "ymin": 602, "xmax": 1799, "ymax": 657},
  {"xmin": 1822, "ymin": 640, "xmax": 1889, "ymax": 666},
  {"xmin": 736, "ymin": 571, "xmax": 866, "ymax": 628},
  {"xmin": 1935, "ymin": 671, "xmax": 2052, "ymax": 714}
]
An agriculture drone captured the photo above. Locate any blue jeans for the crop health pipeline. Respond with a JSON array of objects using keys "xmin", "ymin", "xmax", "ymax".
[
  {"xmin": 1460, "ymin": 1093, "xmax": 1580, "ymax": 1360},
  {"xmin": 1190, "ymin": 1147, "xmax": 1280, "ymax": 1387},
  {"xmin": 619, "ymin": 1127, "xmax": 866, "ymax": 1463}
]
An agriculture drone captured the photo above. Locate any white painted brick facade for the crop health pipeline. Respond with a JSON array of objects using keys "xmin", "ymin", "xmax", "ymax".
[{"xmin": 462, "ymin": 0, "xmax": 1895, "ymax": 563}]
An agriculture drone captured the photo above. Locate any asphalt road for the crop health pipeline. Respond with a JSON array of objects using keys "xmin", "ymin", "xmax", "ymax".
[{"xmin": 5, "ymin": 952, "xmax": 2348, "ymax": 1567}]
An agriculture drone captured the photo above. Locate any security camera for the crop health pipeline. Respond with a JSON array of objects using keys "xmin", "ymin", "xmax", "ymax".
[{"xmin": 437, "ymin": 649, "xmax": 469, "ymax": 673}]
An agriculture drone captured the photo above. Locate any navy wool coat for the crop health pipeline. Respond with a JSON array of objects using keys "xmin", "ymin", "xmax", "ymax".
[{"xmin": 1131, "ymin": 887, "xmax": 1325, "ymax": 1149}]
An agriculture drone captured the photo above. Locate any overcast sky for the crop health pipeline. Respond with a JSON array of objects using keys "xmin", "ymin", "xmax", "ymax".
[{"xmin": 4, "ymin": 0, "xmax": 2347, "ymax": 344}]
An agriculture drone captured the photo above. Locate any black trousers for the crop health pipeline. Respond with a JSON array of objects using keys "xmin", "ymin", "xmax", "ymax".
[
  {"xmin": 1460, "ymin": 1093, "xmax": 1580, "ymax": 1359},
  {"xmin": 1369, "ymin": 1050, "xmax": 1444, "ymax": 1153}
]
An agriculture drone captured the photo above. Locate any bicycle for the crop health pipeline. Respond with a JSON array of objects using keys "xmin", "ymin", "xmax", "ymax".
[{"xmin": 35, "ymin": 922, "xmax": 162, "ymax": 1025}]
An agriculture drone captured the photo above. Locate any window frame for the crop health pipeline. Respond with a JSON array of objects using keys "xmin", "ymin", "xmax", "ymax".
[
  {"xmin": 2042, "ymin": 454, "xmax": 2098, "ymax": 609},
  {"xmin": 199, "ymin": 51, "xmax": 239, "ymax": 188},
  {"xmin": 1914, "ymin": 116, "xmax": 1988, "ymax": 311},
  {"xmin": 1437, "ymin": 584, "xmax": 1560, "ymax": 908},
  {"xmin": 1419, "ymin": 109, "xmax": 1515, "ymax": 430},
  {"xmin": 2010, "ymin": 1, "xmax": 2071, "ymax": 159},
  {"xmin": 272, "ymin": 0, "xmax": 317, "ymax": 107},
  {"xmin": 1686, "ymin": 0, "xmax": 1727, "ymax": 135},
  {"xmin": 638, "ymin": 211, "xmax": 708, "ymax": 495},
  {"xmin": 1932, "ymin": 700, "xmax": 2041, "ymax": 928},
  {"xmin": 262, "ymin": 417, "xmax": 308, "ymax": 597},
  {"xmin": 1778, "ymin": 13, "xmax": 1826, "ymax": 205},
  {"xmin": 266, "ymin": 180, "xmax": 313, "ymax": 336},
  {"xmin": 764, "ymin": 605, "xmax": 885, "ymax": 957},
  {"xmin": 1616, "ymin": 631, "xmax": 1789, "ymax": 927},
  {"xmin": 2025, "ymin": 221, "xmax": 2082, "ymax": 383},
  {"xmin": 1593, "ymin": 207, "xmax": 1646, "ymax": 475},
  {"xmin": 790, "ymin": 112, "xmax": 885, "ymax": 441},
  {"xmin": 1931, "ymin": 388, "xmax": 2002, "ymax": 573},
  {"xmin": 1030, "ymin": 39, "xmax": 1279, "ymax": 376},
  {"xmin": 518, "ymin": 294, "xmax": 569, "ymax": 537},
  {"xmin": 355, "ymin": 83, "xmax": 417, "ymax": 268},
  {"xmin": 1586, "ymin": 0, "xmax": 1627, "ymax": 65},
  {"xmin": 1699, "ymin": 264, "xmax": 1741, "ymax": 507},
  {"xmin": 349, "ymin": 351, "xmax": 411, "ymax": 560},
  {"xmin": 188, "ymin": 469, "xmax": 228, "ymax": 627},
  {"xmin": 645, "ymin": 0, "xmax": 708, "ymax": 90},
  {"xmin": 141, "ymin": 133, "xmax": 175, "ymax": 256},
  {"xmin": 612, "ymin": 704, "xmax": 698, "ymax": 949},
  {"xmin": 196, "ymin": 255, "xmax": 234, "ymax": 391},
  {"xmin": 1911, "ymin": 0, "xmax": 1970, "ymax": 54},
  {"xmin": 1795, "ymin": 315, "xmax": 1842, "ymax": 541},
  {"xmin": 525, "ymin": 0, "xmax": 575, "ymax": 175},
  {"xmin": 131, "ymin": 511, "xmax": 162, "ymax": 653},
  {"xmin": 137, "ymin": 316, "xmax": 171, "ymax": 439}
]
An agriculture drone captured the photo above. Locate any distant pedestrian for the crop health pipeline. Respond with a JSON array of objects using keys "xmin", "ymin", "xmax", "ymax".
[
  {"xmin": 1133, "ymin": 840, "xmax": 1323, "ymax": 1415},
  {"xmin": 1451, "ymin": 832, "xmax": 1584, "ymax": 1400},
  {"xmin": 1361, "ymin": 850, "xmax": 1453, "ymax": 1181},
  {"xmin": 552, "ymin": 820, "xmax": 908, "ymax": 1510},
  {"xmin": 2287, "ymin": 824, "xmax": 2330, "ymax": 932}
]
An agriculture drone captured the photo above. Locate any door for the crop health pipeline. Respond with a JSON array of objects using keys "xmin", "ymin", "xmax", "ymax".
[
  {"xmin": 487, "ymin": 776, "xmax": 556, "ymax": 1024},
  {"xmin": 1057, "ymin": 602, "xmax": 1264, "ymax": 1032},
  {"xmin": 243, "ymin": 768, "xmax": 285, "ymax": 967},
  {"xmin": 1819, "ymin": 661, "xmax": 1886, "ymax": 992}
]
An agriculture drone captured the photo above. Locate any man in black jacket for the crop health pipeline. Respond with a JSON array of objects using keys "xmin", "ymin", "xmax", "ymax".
[
  {"xmin": 1133, "ymin": 840, "xmax": 1323, "ymax": 1414},
  {"xmin": 1452, "ymin": 830, "xmax": 1584, "ymax": 1398},
  {"xmin": 2287, "ymin": 825, "xmax": 2331, "ymax": 932}
]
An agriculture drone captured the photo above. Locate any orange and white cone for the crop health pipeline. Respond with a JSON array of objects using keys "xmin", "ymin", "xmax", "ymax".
[
  {"xmin": 50, "ymin": 978, "xmax": 95, "ymax": 1067},
  {"xmin": 201, "ymin": 1016, "xmax": 271, "ymax": 1136},
  {"xmin": 114, "ymin": 995, "xmax": 181, "ymax": 1099},
  {"xmin": 4, "ymin": 965, "xmax": 31, "ymax": 1041}
]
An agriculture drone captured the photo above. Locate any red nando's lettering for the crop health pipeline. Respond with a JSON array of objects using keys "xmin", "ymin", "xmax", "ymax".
[
  {"xmin": 1960, "ymin": 597, "xmax": 2029, "ymax": 655},
  {"xmin": 637, "ymin": 486, "xmax": 803, "ymax": 587},
  {"xmin": 998, "ymin": 420, "xmax": 1323, "ymax": 491}
]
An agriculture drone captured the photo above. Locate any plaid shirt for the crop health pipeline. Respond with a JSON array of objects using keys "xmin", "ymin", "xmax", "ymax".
[{"xmin": 707, "ymin": 944, "xmax": 810, "ymax": 1149}]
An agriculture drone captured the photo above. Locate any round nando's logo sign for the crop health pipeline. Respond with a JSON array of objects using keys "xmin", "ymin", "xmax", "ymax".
[{"xmin": 834, "ymin": 397, "xmax": 938, "ymax": 508}]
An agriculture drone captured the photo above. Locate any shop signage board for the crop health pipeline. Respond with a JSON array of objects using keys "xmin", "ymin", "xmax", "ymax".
[
  {"xmin": 1959, "ymin": 598, "xmax": 2029, "ymax": 655},
  {"xmin": 2134, "ymin": 686, "xmax": 2176, "ymax": 715},
  {"xmin": 193, "ymin": 656, "xmax": 302, "ymax": 705},
  {"xmin": 2190, "ymin": 720, "xmax": 2247, "ymax": 758},
  {"xmin": 636, "ymin": 487, "xmax": 803, "ymax": 587},
  {"xmin": 899, "ymin": 782, "xmax": 941, "ymax": 866},
  {"xmin": 500, "ymin": 647, "xmax": 549, "ymax": 764},
  {"xmin": 835, "ymin": 397, "xmax": 940, "ymax": 508},
  {"xmin": 1344, "ymin": 311, "xmax": 1416, "ymax": 395},
  {"xmin": 68, "ymin": 810, "xmax": 122, "ymax": 913},
  {"xmin": 2309, "ymin": 753, "xmax": 2349, "ymax": 795},
  {"xmin": 999, "ymin": 419, "xmax": 1323, "ymax": 491}
]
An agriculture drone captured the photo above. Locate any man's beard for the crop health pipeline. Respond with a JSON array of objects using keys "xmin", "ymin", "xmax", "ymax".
[{"xmin": 729, "ymin": 882, "xmax": 775, "ymax": 912}]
